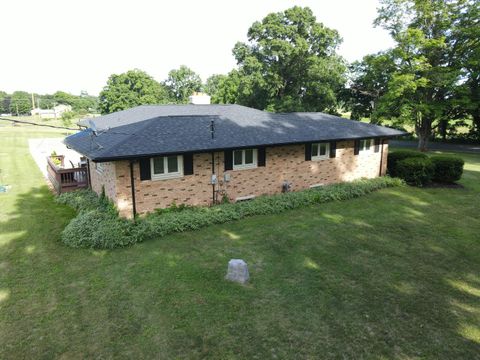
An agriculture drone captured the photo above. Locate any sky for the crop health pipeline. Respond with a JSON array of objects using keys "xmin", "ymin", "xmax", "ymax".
[{"xmin": 0, "ymin": 0, "xmax": 394, "ymax": 96}]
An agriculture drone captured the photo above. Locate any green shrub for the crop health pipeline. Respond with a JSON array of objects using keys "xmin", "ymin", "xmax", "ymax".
[
  {"xmin": 59, "ymin": 177, "xmax": 404, "ymax": 249},
  {"xmin": 396, "ymin": 157, "xmax": 434, "ymax": 186},
  {"xmin": 56, "ymin": 189, "xmax": 116, "ymax": 214},
  {"xmin": 387, "ymin": 150, "xmax": 428, "ymax": 177},
  {"xmin": 140, "ymin": 177, "xmax": 404, "ymax": 241},
  {"xmin": 61, "ymin": 209, "xmax": 140, "ymax": 249},
  {"xmin": 430, "ymin": 155, "xmax": 464, "ymax": 183}
]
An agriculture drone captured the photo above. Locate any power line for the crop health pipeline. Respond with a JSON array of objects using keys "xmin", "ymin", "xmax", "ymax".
[{"xmin": 0, "ymin": 117, "xmax": 79, "ymax": 131}]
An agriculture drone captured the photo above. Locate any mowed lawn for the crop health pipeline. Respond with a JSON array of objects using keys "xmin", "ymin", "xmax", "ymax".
[{"xmin": 1, "ymin": 126, "xmax": 479, "ymax": 359}]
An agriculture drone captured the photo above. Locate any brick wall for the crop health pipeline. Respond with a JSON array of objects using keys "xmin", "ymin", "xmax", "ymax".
[
  {"xmin": 89, "ymin": 161, "xmax": 117, "ymax": 201},
  {"xmin": 90, "ymin": 140, "xmax": 389, "ymax": 218}
]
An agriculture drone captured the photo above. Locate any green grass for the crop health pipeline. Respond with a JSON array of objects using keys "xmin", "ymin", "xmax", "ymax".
[{"xmin": 1, "ymin": 126, "xmax": 479, "ymax": 358}]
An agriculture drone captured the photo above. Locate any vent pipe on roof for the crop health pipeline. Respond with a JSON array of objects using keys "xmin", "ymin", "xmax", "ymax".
[{"xmin": 189, "ymin": 92, "xmax": 211, "ymax": 105}]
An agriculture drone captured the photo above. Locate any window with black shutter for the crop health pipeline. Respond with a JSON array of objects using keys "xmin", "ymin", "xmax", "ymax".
[
  {"xmin": 224, "ymin": 150, "xmax": 233, "ymax": 171},
  {"xmin": 139, "ymin": 158, "xmax": 151, "ymax": 180},
  {"xmin": 354, "ymin": 140, "xmax": 360, "ymax": 155},
  {"xmin": 329, "ymin": 141, "xmax": 337, "ymax": 158},
  {"xmin": 183, "ymin": 153, "xmax": 194, "ymax": 175},
  {"xmin": 305, "ymin": 143, "xmax": 312, "ymax": 161},
  {"xmin": 257, "ymin": 147, "xmax": 266, "ymax": 167}
]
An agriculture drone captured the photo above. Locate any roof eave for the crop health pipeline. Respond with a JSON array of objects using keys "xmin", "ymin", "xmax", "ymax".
[{"xmin": 84, "ymin": 132, "xmax": 407, "ymax": 162}]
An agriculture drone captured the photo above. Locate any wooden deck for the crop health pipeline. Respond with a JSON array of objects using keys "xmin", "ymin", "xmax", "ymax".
[{"xmin": 47, "ymin": 156, "xmax": 89, "ymax": 194}]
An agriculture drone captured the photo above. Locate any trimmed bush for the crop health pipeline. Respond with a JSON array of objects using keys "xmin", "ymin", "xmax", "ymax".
[
  {"xmin": 430, "ymin": 156, "xmax": 464, "ymax": 183},
  {"xmin": 387, "ymin": 150, "xmax": 428, "ymax": 177},
  {"xmin": 56, "ymin": 189, "xmax": 115, "ymax": 214},
  {"xmin": 396, "ymin": 157, "xmax": 434, "ymax": 187},
  {"xmin": 61, "ymin": 209, "xmax": 140, "ymax": 249}
]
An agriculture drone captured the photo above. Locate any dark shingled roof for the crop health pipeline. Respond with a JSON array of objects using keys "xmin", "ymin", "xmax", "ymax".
[{"xmin": 67, "ymin": 104, "xmax": 405, "ymax": 161}]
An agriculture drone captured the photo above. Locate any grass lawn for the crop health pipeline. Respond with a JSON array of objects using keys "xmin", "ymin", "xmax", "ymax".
[{"xmin": 1, "ymin": 125, "xmax": 479, "ymax": 359}]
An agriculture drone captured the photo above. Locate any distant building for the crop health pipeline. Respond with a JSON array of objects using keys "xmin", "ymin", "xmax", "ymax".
[{"xmin": 31, "ymin": 104, "xmax": 72, "ymax": 119}]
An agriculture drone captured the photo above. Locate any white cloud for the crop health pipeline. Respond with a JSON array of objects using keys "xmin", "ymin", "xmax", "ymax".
[{"xmin": 0, "ymin": 0, "xmax": 393, "ymax": 95}]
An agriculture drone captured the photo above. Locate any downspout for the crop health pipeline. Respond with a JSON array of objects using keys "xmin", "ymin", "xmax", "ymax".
[
  {"xmin": 211, "ymin": 152, "xmax": 216, "ymax": 205},
  {"xmin": 129, "ymin": 160, "xmax": 137, "ymax": 219},
  {"xmin": 379, "ymin": 139, "xmax": 384, "ymax": 176},
  {"xmin": 86, "ymin": 159, "xmax": 92, "ymax": 188}
]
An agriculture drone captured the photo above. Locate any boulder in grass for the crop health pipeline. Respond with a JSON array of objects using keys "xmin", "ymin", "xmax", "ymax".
[{"xmin": 225, "ymin": 259, "xmax": 249, "ymax": 284}]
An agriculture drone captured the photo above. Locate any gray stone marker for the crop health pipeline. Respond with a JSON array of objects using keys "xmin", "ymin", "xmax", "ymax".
[{"xmin": 225, "ymin": 259, "xmax": 249, "ymax": 284}]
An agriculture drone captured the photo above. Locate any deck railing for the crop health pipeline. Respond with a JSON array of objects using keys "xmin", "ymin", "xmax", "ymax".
[{"xmin": 47, "ymin": 157, "xmax": 89, "ymax": 194}]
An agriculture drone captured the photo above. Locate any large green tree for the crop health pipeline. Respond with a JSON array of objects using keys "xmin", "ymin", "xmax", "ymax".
[
  {"xmin": 99, "ymin": 69, "xmax": 168, "ymax": 114},
  {"xmin": 205, "ymin": 71, "xmax": 241, "ymax": 104},
  {"xmin": 232, "ymin": 6, "xmax": 346, "ymax": 112},
  {"xmin": 9, "ymin": 91, "xmax": 32, "ymax": 115},
  {"xmin": 452, "ymin": 0, "xmax": 480, "ymax": 136},
  {"xmin": 350, "ymin": 0, "xmax": 469, "ymax": 150},
  {"xmin": 345, "ymin": 51, "xmax": 396, "ymax": 122},
  {"xmin": 164, "ymin": 65, "xmax": 202, "ymax": 103}
]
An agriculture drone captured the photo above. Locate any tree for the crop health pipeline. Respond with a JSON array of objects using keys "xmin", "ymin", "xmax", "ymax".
[
  {"xmin": 99, "ymin": 69, "xmax": 169, "ymax": 114},
  {"xmin": 205, "ymin": 71, "xmax": 241, "ymax": 104},
  {"xmin": 9, "ymin": 91, "xmax": 32, "ymax": 115},
  {"xmin": 349, "ymin": 0, "xmax": 466, "ymax": 151},
  {"xmin": 452, "ymin": 0, "xmax": 480, "ymax": 137},
  {"xmin": 164, "ymin": 65, "xmax": 202, "ymax": 103},
  {"xmin": 0, "ymin": 91, "xmax": 9, "ymax": 114},
  {"xmin": 345, "ymin": 52, "xmax": 396, "ymax": 122},
  {"xmin": 232, "ymin": 6, "xmax": 346, "ymax": 112}
]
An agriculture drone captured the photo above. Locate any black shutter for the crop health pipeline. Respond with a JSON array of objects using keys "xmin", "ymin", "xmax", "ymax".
[
  {"xmin": 305, "ymin": 143, "xmax": 312, "ymax": 161},
  {"xmin": 374, "ymin": 138, "xmax": 381, "ymax": 153},
  {"xmin": 354, "ymin": 140, "xmax": 360, "ymax": 155},
  {"xmin": 224, "ymin": 150, "xmax": 233, "ymax": 171},
  {"xmin": 139, "ymin": 158, "xmax": 151, "ymax": 180},
  {"xmin": 329, "ymin": 141, "xmax": 336, "ymax": 158},
  {"xmin": 183, "ymin": 153, "xmax": 194, "ymax": 175},
  {"xmin": 257, "ymin": 147, "xmax": 266, "ymax": 167}
]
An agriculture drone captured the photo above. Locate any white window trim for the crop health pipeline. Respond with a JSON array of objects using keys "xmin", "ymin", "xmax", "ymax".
[
  {"xmin": 311, "ymin": 142, "xmax": 330, "ymax": 160},
  {"xmin": 232, "ymin": 149, "xmax": 258, "ymax": 170},
  {"xmin": 151, "ymin": 155, "xmax": 184, "ymax": 180},
  {"xmin": 359, "ymin": 139, "xmax": 374, "ymax": 154}
]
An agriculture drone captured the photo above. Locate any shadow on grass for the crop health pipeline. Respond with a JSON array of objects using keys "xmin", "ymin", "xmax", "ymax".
[{"xmin": 0, "ymin": 180, "xmax": 479, "ymax": 358}]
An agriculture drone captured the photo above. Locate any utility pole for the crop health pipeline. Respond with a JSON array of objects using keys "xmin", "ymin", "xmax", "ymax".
[{"xmin": 31, "ymin": 93, "xmax": 35, "ymax": 110}]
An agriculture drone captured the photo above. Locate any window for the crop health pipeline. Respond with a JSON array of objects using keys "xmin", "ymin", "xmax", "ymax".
[
  {"xmin": 311, "ymin": 142, "xmax": 330, "ymax": 160},
  {"xmin": 151, "ymin": 155, "xmax": 183, "ymax": 180},
  {"xmin": 233, "ymin": 149, "xmax": 257, "ymax": 170},
  {"xmin": 360, "ymin": 139, "xmax": 373, "ymax": 153},
  {"xmin": 95, "ymin": 162, "xmax": 104, "ymax": 174}
]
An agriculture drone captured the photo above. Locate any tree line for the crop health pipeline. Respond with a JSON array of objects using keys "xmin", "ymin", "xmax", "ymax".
[{"xmin": 0, "ymin": 90, "xmax": 98, "ymax": 116}]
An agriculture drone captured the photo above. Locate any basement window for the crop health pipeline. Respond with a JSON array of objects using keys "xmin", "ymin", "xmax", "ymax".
[
  {"xmin": 233, "ymin": 149, "xmax": 257, "ymax": 170},
  {"xmin": 151, "ymin": 155, "xmax": 183, "ymax": 180},
  {"xmin": 311, "ymin": 142, "xmax": 330, "ymax": 160}
]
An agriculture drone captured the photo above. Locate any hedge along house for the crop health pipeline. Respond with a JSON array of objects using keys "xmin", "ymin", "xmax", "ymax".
[{"xmin": 65, "ymin": 101, "xmax": 404, "ymax": 218}]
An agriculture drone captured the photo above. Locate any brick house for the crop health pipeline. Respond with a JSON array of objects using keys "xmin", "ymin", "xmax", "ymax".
[{"xmin": 65, "ymin": 102, "xmax": 404, "ymax": 218}]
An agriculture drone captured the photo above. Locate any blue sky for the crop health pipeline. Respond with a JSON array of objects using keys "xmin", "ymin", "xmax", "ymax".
[{"xmin": 0, "ymin": 0, "xmax": 394, "ymax": 95}]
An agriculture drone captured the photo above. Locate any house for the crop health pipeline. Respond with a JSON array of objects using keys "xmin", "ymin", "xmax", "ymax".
[
  {"xmin": 65, "ymin": 101, "xmax": 404, "ymax": 218},
  {"xmin": 31, "ymin": 104, "xmax": 72, "ymax": 119}
]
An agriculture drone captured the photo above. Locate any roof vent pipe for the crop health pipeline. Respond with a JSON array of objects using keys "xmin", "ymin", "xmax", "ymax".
[{"xmin": 189, "ymin": 92, "xmax": 211, "ymax": 105}]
